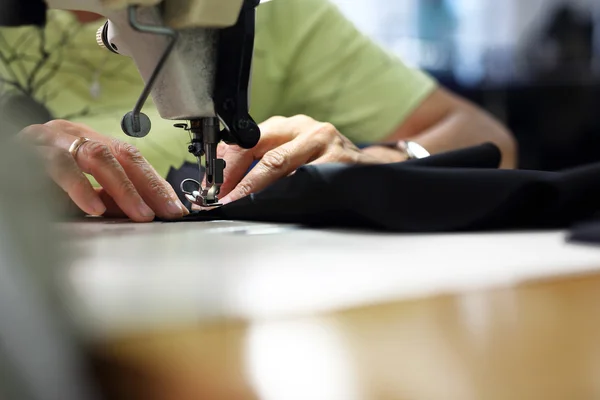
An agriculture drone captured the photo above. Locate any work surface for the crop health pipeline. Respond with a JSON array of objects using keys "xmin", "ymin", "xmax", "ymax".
[
  {"xmin": 62, "ymin": 220, "xmax": 600, "ymax": 400},
  {"xmin": 62, "ymin": 220, "xmax": 600, "ymax": 337}
]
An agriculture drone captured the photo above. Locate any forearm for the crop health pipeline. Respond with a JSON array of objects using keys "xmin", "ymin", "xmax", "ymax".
[
  {"xmin": 363, "ymin": 88, "xmax": 518, "ymax": 169},
  {"xmin": 407, "ymin": 106, "xmax": 517, "ymax": 169}
]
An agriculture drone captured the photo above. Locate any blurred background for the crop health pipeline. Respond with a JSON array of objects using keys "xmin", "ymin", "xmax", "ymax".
[{"xmin": 333, "ymin": 0, "xmax": 600, "ymax": 170}]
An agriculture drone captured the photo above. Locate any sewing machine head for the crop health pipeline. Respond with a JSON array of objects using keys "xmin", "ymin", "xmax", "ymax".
[{"xmin": 0, "ymin": 0, "xmax": 263, "ymax": 207}]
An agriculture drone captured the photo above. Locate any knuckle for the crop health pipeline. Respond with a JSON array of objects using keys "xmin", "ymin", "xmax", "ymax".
[
  {"xmin": 317, "ymin": 148, "xmax": 354, "ymax": 165},
  {"xmin": 291, "ymin": 114, "xmax": 314, "ymax": 125},
  {"xmin": 313, "ymin": 122, "xmax": 338, "ymax": 145},
  {"xmin": 111, "ymin": 139, "xmax": 144, "ymax": 163},
  {"xmin": 338, "ymin": 148, "xmax": 359, "ymax": 163},
  {"xmin": 260, "ymin": 116, "xmax": 288, "ymax": 133},
  {"xmin": 319, "ymin": 122, "xmax": 337, "ymax": 137},
  {"xmin": 261, "ymin": 149, "xmax": 289, "ymax": 172},
  {"xmin": 146, "ymin": 176, "xmax": 170, "ymax": 200},
  {"xmin": 44, "ymin": 119, "xmax": 70, "ymax": 130},
  {"xmin": 71, "ymin": 121, "xmax": 92, "ymax": 130},
  {"xmin": 83, "ymin": 141, "xmax": 112, "ymax": 161},
  {"xmin": 45, "ymin": 119, "xmax": 93, "ymax": 138},
  {"xmin": 265, "ymin": 115, "xmax": 286, "ymax": 123},
  {"xmin": 235, "ymin": 182, "xmax": 253, "ymax": 198},
  {"xmin": 331, "ymin": 134, "xmax": 346, "ymax": 148},
  {"xmin": 289, "ymin": 114, "xmax": 318, "ymax": 127},
  {"xmin": 320, "ymin": 122, "xmax": 336, "ymax": 132}
]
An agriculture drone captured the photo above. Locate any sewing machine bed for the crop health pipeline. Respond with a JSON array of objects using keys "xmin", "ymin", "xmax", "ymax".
[{"xmin": 61, "ymin": 219, "xmax": 600, "ymax": 340}]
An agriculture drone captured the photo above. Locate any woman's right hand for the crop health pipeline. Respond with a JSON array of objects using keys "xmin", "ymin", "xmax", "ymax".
[{"xmin": 18, "ymin": 119, "xmax": 188, "ymax": 222}]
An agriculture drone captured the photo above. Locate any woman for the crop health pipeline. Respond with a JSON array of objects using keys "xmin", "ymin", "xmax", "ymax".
[{"xmin": 2, "ymin": 0, "xmax": 516, "ymax": 221}]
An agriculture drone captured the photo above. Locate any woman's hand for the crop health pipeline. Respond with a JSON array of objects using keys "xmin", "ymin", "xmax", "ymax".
[
  {"xmin": 216, "ymin": 115, "xmax": 395, "ymax": 204},
  {"xmin": 18, "ymin": 119, "xmax": 188, "ymax": 222}
]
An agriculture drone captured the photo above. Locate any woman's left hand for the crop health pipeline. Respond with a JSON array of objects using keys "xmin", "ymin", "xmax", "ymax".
[{"xmin": 215, "ymin": 115, "xmax": 393, "ymax": 204}]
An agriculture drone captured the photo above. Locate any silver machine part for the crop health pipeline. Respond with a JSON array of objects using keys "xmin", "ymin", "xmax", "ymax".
[
  {"xmin": 201, "ymin": 117, "xmax": 222, "ymax": 203},
  {"xmin": 104, "ymin": 8, "xmax": 218, "ymax": 120},
  {"xmin": 180, "ymin": 117, "xmax": 224, "ymax": 207}
]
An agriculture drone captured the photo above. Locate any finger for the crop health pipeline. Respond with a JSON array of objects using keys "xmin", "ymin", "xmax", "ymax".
[
  {"xmin": 92, "ymin": 188, "xmax": 155, "ymax": 219},
  {"xmin": 220, "ymin": 133, "xmax": 323, "ymax": 204},
  {"xmin": 31, "ymin": 122, "xmax": 186, "ymax": 219},
  {"xmin": 43, "ymin": 119, "xmax": 112, "ymax": 143},
  {"xmin": 308, "ymin": 147, "xmax": 380, "ymax": 166},
  {"xmin": 251, "ymin": 115, "xmax": 316, "ymax": 155},
  {"xmin": 19, "ymin": 123, "xmax": 78, "ymax": 148},
  {"xmin": 75, "ymin": 188, "xmax": 145, "ymax": 219},
  {"xmin": 218, "ymin": 117, "xmax": 310, "ymax": 197},
  {"xmin": 147, "ymin": 162, "xmax": 190, "ymax": 216},
  {"xmin": 94, "ymin": 188, "xmax": 128, "ymax": 218},
  {"xmin": 108, "ymin": 139, "xmax": 187, "ymax": 220},
  {"xmin": 38, "ymin": 146, "xmax": 106, "ymax": 216},
  {"xmin": 19, "ymin": 121, "xmax": 110, "ymax": 152},
  {"xmin": 75, "ymin": 140, "xmax": 155, "ymax": 222},
  {"xmin": 360, "ymin": 146, "xmax": 407, "ymax": 163},
  {"xmin": 218, "ymin": 145, "xmax": 255, "ymax": 198},
  {"xmin": 19, "ymin": 120, "xmax": 110, "ymax": 150}
]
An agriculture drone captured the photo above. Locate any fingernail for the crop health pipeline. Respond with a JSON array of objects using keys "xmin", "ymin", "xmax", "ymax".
[
  {"xmin": 219, "ymin": 196, "xmax": 231, "ymax": 205},
  {"xmin": 139, "ymin": 202, "xmax": 155, "ymax": 218},
  {"xmin": 166, "ymin": 200, "xmax": 184, "ymax": 216},
  {"xmin": 90, "ymin": 199, "xmax": 106, "ymax": 216}
]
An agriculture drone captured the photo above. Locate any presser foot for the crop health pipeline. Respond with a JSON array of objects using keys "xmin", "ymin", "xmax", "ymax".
[{"xmin": 181, "ymin": 179, "xmax": 222, "ymax": 208}]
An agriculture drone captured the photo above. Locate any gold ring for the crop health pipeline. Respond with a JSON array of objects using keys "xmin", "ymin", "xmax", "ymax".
[{"xmin": 68, "ymin": 137, "xmax": 90, "ymax": 159}]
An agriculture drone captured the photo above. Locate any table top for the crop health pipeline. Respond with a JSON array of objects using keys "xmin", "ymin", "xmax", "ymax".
[
  {"xmin": 61, "ymin": 219, "xmax": 600, "ymax": 340},
  {"xmin": 64, "ymin": 220, "xmax": 600, "ymax": 400}
]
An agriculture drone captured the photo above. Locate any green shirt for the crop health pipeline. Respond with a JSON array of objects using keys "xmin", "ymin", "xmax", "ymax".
[{"xmin": 0, "ymin": 0, "xmax": 435, "ymax": 179}]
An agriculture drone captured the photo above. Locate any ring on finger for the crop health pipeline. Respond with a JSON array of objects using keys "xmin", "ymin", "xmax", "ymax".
[{"xmin": 68, "ymin": 137, "xmax": 91, "ymax": 160}]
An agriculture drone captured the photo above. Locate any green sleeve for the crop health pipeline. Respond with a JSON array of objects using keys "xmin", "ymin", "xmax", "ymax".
[{"xmin": 266, "ymin": 0, "xmax": 437, "ymax": 143}]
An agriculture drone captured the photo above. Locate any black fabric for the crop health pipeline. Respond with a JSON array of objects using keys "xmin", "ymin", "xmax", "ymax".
[
  {"xmin": 0, "ymin": 0, "xmax": 46, "ymax": 27},
  {"xmin": 568, "ymin": 220, "xmax": 600, "ymax": 245},
  {"xmin": 166, "ymin": 143, "xmax": 600, "ymax": 232}
]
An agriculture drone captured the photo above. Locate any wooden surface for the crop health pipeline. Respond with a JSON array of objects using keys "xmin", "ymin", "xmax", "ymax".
[
  {"xmin": 66, "ymin": 220, "xmax": 600, "ymax": 400},
  {"xmin": 63, "ymin": 220, "xmax": 600, "ymax": 339},
  {"xmin": 91, "ymin": 271, "xmax": 600, "ymax": 400}
]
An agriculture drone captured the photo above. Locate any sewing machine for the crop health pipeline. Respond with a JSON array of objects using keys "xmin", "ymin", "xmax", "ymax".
[{"xmin": 0, "ymin": 0, "xmax": 263, "ymax": 207}]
